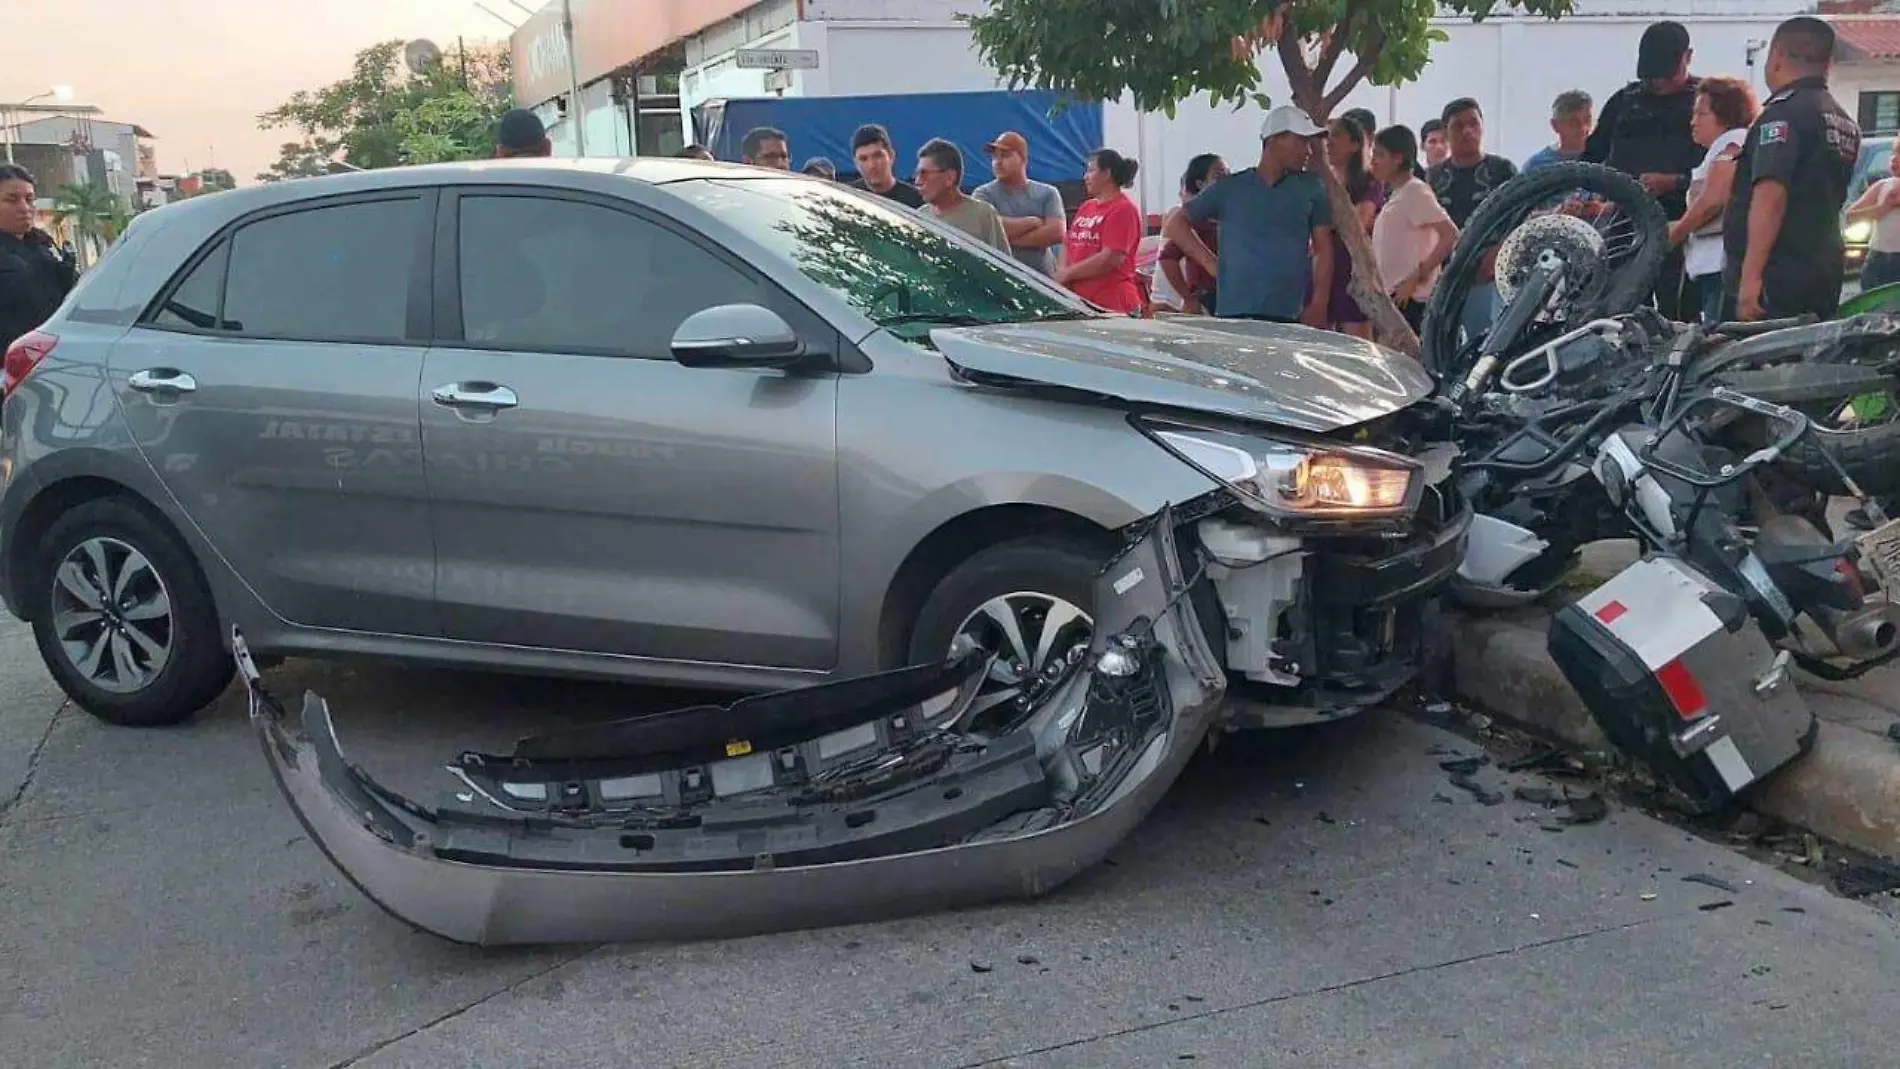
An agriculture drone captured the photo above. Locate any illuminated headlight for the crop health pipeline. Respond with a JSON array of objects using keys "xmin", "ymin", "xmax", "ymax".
[
  {"xmin": 1145, "ymin": 422, "xmax": 1419, "ymax": 518},
  {"xmin": 1846, "ymin": 219, "xmax": 1873, "ymax": 244}
]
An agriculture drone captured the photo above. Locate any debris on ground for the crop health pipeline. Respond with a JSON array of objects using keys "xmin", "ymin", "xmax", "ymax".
[
  {"xmin": 1448, "ymin": 772, "xmax": 1505, "ymax": 806},
  {"xmin": 1500, "ymin": 745, "xmax": 1565, "ymax": 773},
  {"xmin": 1408, "ymin": 689, "xmax": 1888, "ymax": 908},
  {"xmin": 1682, "ymin": 873, "xmax": 1740, "ymax": 894},
  {"xmin": 1559, "ymin": 793, "xmax": 1609, "ymax": 826},
  {"xmin": 970, "ymin": 961, "xmax": 994, "ymax": 974},
  {"xmin": 1016, "ymin": 954, "xmax": 1040, "ymax": 966},
  {"xmin": 1514, "ymin": 785, "xmax": 1560, "ymax": 805},
  {"xmin": 1640, "ymin": 892, "xmax": 1658, "ymax": 901},
  {"xmin": 1833, "ymin": 858, "xmax": 1900, "ymax": 899}
]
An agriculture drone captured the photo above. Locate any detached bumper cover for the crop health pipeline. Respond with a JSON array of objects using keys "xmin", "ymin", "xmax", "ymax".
[{"xmin": 244, "ymin": 508, "xmax": 1227, "ymax": 946}]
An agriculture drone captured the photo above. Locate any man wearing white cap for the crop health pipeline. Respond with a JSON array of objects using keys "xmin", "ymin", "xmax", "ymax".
[{"xmin": 1162, "ymin": 105, "xmax": 1333, "ymax": 325}]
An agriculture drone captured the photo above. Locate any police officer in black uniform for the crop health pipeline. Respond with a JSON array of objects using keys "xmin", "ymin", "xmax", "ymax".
[
  {"xmin": 0, "ymin": 164, "xmax": 77, "ymax": 357},
  {"xmin": 1723, "ymin": 17, "xmax": 1861, "ymax": 322},
  {"xmin": 1584, "ymin": 20, "xmax": 1706, "ymax": 321}
]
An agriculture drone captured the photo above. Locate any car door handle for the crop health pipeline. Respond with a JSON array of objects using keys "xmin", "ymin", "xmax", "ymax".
[
  {"xmin": 431, "ymin": 382, "xmax": 518, "ymax": 410},
  {"xmin": 127, "ymin": 369, "xmax": 197, "ymax": 395}
]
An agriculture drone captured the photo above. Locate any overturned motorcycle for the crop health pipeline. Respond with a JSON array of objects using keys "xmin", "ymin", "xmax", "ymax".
[
  {"xmin": 1431, "ymin": 162, "xmax": 1900, "ymax": 813},
  {"xmin": 243, "ymin": 508, "xmax": 1229, "ymax": 946}
]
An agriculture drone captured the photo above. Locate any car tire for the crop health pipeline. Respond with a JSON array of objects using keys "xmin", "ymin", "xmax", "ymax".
[
  {"xmin": 30, "ymin": 496, "xmax": 233, "ymax": 727},
  {"xmin": 906, "ymin": 538, "xmax": 1103, "ymax": 710}
]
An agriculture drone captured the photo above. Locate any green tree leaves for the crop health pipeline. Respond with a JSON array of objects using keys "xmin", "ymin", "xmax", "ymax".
[
  {"xmin": 968, "ymin": 0, "xmax": 1572, "ymax": 118},
  {"xmin": 256, "ymin": 39, "xmax": 514, "ymax": 181}
]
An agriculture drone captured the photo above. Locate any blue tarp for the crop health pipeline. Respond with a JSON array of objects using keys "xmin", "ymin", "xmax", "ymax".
[{"xmin": 693, "ymin": 89, "xmax": 1102, "ymax": 189}]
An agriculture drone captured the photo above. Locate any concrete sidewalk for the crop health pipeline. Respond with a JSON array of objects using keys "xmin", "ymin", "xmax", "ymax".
[{"xmin": 1444, "ymin": 542, "xmax": 1900, "ymax": 864}]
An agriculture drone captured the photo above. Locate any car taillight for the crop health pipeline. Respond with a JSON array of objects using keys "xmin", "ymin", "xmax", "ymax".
[{"xmin": 1, "ymin": 329, "xmax": 57, "ymax": 398}]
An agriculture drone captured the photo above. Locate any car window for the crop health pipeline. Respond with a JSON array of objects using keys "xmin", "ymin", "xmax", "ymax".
[
  {"xmin": 1850, "ymin": 142, "xmax": 1895, "ymax": 206},
  {"xmin": 151, "ymin": 241, "xmax": 229, "ymax": 331},
  {"xmin": 667, "ymin": 178, "xmax": 1095, "ymax": 340},
  {"xmin": 456, "ymin": 194, "xmax": 763, "ymax": 356},
  {"xmin": 220, "ymin": 198, "xmax": 420, "ymax": 342}
]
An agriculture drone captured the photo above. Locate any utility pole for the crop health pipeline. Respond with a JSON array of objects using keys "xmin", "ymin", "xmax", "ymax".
[{"xmin": 563, "ymin": 0, "xmax": 587, "ymax": 156}]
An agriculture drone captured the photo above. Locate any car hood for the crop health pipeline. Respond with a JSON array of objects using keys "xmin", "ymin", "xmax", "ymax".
[{"xmin": 933, "ymin": 315, "xmax": 1435, "ymax": 433}]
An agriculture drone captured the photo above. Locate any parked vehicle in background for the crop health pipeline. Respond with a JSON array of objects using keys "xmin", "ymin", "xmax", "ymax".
[
  {"xmin": 0, "ymin": 157, "xmax": 1468, "ymax": 731},
  {"xmin": 1843, "ymin": 135, "xmax": 1894, "ymax": 277}
]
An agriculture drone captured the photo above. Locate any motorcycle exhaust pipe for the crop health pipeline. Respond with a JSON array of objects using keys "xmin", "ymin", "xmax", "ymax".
[{"xmin": 1812, "ymin": 601, "xmax": 1900, "ymax": 661}]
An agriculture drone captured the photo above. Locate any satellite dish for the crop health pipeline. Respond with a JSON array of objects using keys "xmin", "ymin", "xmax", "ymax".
[{"xmin": 404, "ymin": 39, "xmax": 443, "ymax": 75}]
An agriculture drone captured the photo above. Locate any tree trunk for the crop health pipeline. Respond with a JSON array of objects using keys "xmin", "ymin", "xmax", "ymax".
[
  {"xmin": 1279, "ymin": 44, "xmax": 1422, "ymax": 358},
  {"xmin": 1311, "ymin": 158, "xmax": 1420, "ymax": 357}
]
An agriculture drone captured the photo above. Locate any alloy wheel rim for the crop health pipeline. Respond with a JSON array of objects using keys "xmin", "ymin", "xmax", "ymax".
[
  {"xmin": 950, "ymin": 591, "xmax": 1093, "ymax": 722},
  {"xmin": 50, "ymin": 536, "xmax": 175, "ymax": 694}
]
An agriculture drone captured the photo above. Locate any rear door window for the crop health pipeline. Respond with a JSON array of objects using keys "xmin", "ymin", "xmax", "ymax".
[
  {"xmin": 217, "ymin": 197, "xmax": 422, "ymax": 343},
  {"xmin": 151, "ymin": 241, "xmax": 229, "ymax": 331},
  {"xmin": 454, "ymin": 194, "xmax": 764, "ymax": 357}
]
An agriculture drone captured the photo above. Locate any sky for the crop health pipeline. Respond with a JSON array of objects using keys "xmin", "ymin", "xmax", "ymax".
[{"xmin": 12, "ymin": 0, "xmax": 518, "ymax": 184}]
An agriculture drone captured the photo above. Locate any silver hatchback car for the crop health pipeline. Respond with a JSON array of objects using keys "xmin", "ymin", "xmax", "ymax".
[{"xmin": 0, "ymin": 157, "xmax": 1468, "ymax": 729}]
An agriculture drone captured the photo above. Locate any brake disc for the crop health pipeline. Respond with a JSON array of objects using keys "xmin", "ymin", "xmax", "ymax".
[{"xmin": 1494, "ymin": 212, "xmax": 1606, "ymax": 309}]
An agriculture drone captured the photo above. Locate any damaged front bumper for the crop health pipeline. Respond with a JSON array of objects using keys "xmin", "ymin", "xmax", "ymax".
[
  {"xmin": 244, "ymin": 508, "xmax": 1227, "ymax": 946},
  {"xmin": 1196, "ymin": 445, "xmax": 1472, "ymax": 729}
]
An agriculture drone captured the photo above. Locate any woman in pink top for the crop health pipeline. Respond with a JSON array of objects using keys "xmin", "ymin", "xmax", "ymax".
[
  {"xmin": 1057, "ymin": 149, "xmax": 1144, "ymax": 314},
  {"xmin": 1369, "ymin": 125, "xmax": 1458, "ymax": 333}
]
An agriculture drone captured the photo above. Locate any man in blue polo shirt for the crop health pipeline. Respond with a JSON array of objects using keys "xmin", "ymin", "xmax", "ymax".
[{"xmin": 1162, "ymin": 105, "xmax": 1333, "ymax": 325}]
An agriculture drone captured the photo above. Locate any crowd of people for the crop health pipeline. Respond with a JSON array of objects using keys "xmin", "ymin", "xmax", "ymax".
[
  {"xmin": 0, "ymin": 16, "xmax": 1871, "ymax": 363},
  {"xmin": 676, "ymin": 14, "xmax": 1864, "ymax": 349}
]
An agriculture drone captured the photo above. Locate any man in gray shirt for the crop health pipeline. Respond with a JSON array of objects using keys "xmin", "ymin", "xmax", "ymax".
[
  {"xmin": 972, "ymin": 130, "xmax": 1066, "ymax": 275},
  {"xmin": 1163, "ymin": 106, "xmax": 1332, "ymax": 324}
]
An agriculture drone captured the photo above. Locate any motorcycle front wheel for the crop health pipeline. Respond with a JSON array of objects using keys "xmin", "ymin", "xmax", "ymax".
[{"xmin": 1422, "ymin": 161, "xmax": 1669, "ymax": 382}]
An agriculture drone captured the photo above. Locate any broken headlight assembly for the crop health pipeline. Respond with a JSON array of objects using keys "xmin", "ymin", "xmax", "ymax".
[{"xmin": 1135, "ymin": 415, "xmax": 1424, "ymax": 527}]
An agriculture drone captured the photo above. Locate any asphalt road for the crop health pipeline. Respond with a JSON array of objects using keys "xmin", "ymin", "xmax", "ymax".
[{"xmin": 4, "ymin": 614, "xmax": 1899, "ymax": 1069}]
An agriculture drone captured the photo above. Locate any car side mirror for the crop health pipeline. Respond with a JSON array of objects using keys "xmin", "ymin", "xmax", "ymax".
[{"xmin": 670, "ymin": 303, "xmax": 806, "ymax": 369}]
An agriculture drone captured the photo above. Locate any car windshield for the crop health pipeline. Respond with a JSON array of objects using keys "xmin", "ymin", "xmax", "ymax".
[{"xmin": 669, "ymin": 177, "xmax": 1097, "ymax": 339}]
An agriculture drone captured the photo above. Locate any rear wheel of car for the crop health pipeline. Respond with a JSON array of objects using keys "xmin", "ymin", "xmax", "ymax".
[
  {"xmin": 906, "ymin": 538, "xmax": 1102, "ymax": 723},
  {"xmin": 30, "ymin": 497, "xmax": 233, "ymax": 727}
]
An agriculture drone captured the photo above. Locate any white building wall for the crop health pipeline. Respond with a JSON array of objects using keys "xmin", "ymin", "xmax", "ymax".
[
  {"xmin": 1833, "ymin": 58, "xmax": 1900, "ymax": 132},
  {"xmin": 674, "ymin": 0, "xmax": 1816, "ymax": 208}
]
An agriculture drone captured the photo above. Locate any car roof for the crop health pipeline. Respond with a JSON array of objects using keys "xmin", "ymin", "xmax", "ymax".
[{"xmin": 180, "ymin": 156, "xmax": 768, "ymax": 214}]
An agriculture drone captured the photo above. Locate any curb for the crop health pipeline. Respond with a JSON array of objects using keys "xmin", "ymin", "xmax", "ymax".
[{"xmin": 1444, "ymin": 608, "xmax": 1900, "ymax": 863}]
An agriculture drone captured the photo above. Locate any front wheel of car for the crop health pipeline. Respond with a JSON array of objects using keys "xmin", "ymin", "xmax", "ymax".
[
  {"xmin": 30, "ymin": 497, "xmax": 233, "ymax": 727},
  {"xmin": 907, "ymin": 538, "xmax": 1102, "ymax": 723}
]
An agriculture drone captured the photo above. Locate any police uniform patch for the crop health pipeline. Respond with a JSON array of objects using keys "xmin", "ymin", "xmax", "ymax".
[{"xmin": 1759, "ymin": 120, "xmax": 1790, "ymax": 146}]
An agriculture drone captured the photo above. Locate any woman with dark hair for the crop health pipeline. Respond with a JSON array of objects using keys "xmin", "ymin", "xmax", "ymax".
[
  {"xmin": 0, "ymin": 163, "xmax": 77, "ymax": 356},
  {"xmin": 1668, "ymin": 75, "xmax": 1758, "ymax": 322},
  {"xmin": 1057, "ymin": 148, "xmax": 1144, "ymax": 314},
  {"xmin": 1324, "ymin": 116, "xmax": 1384, "ymax": 338},
  {"xmin": 1368, "ymin": 126, "xmax": 1457, "ymax": 334},
  {"xmin": 1157, "ymin": 153, "xmax": 1227, "ymax": 314}
]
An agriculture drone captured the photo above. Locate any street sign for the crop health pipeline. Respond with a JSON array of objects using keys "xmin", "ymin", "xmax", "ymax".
[
  {"xmin": 763, "ymin": 69, "xmax": 795, "ymax": 94},
  {"xmin": 735, "ymin": 48, "xmax": 821, "ymax": 71}
]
